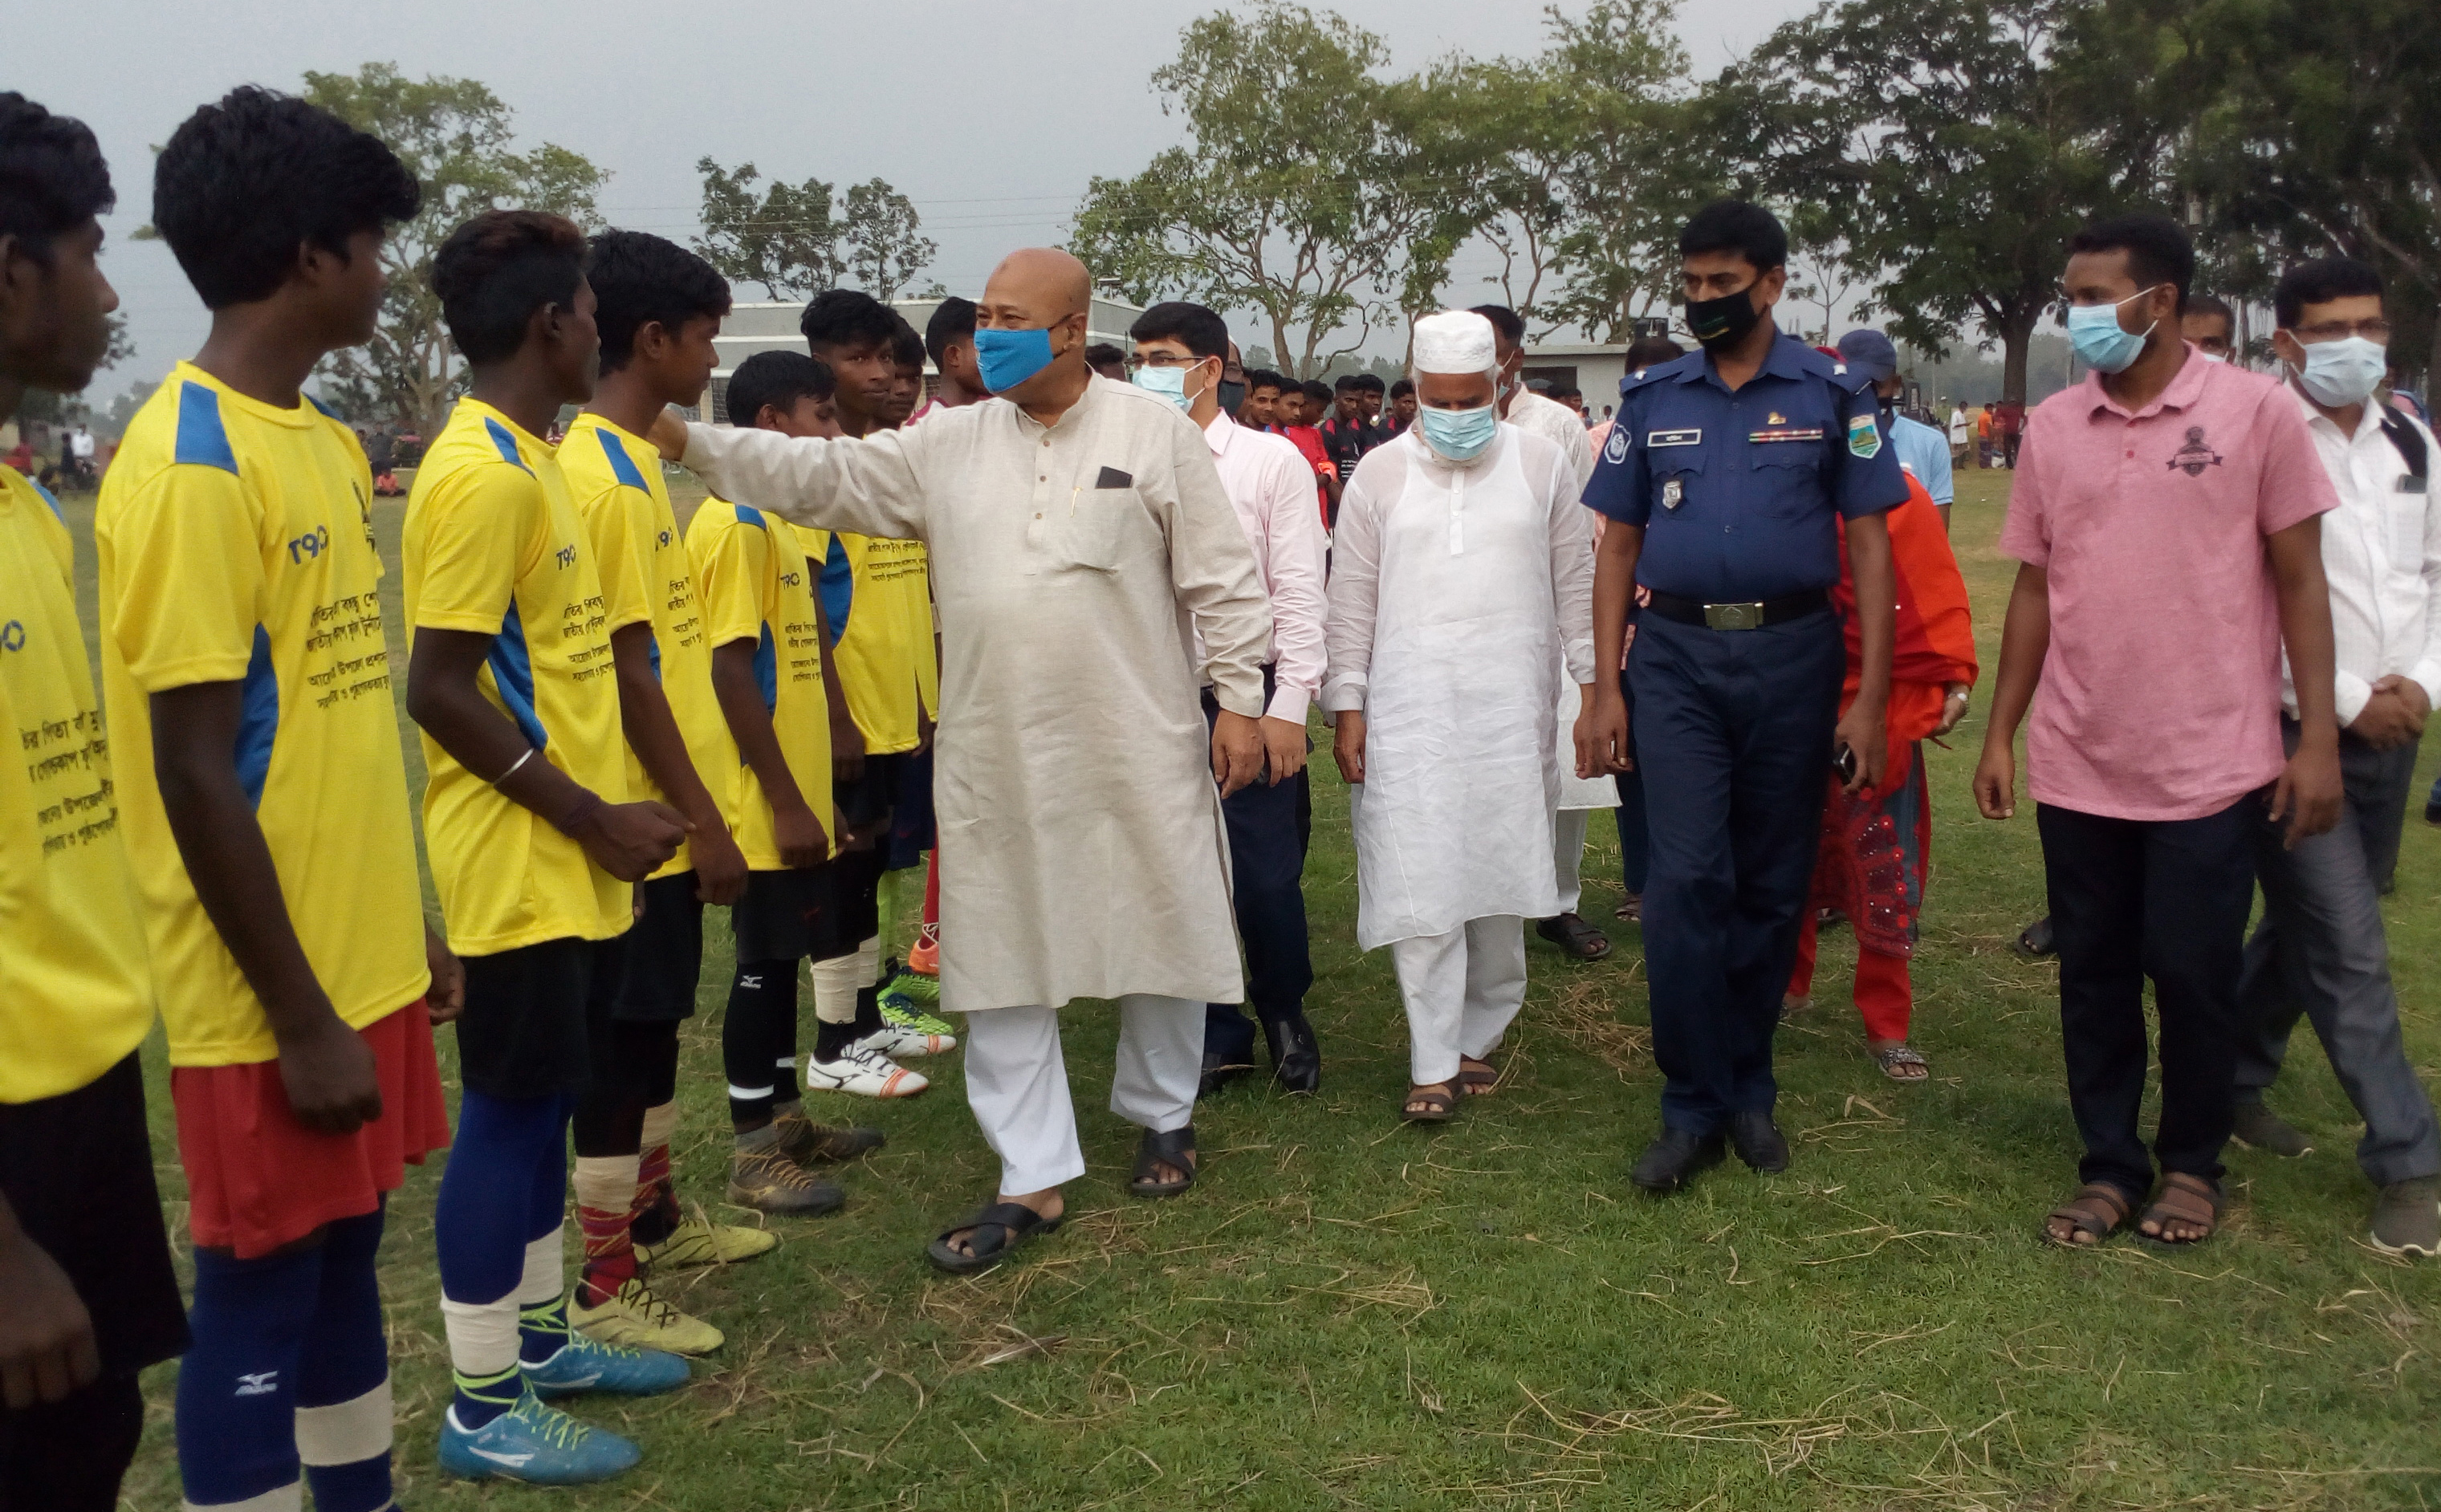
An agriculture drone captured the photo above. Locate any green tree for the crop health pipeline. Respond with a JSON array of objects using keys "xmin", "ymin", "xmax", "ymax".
[
  {"xmin": 694, "ymin": 158, "xmax": 840, "ymax": 299},
  {"xmin": 1070, "ymin": 3, "xmax": 1451, "ymax": 377},
  {"xmin": 840, "ymin": 179, "xmax": 938, "ymax": 303},
  {"xmin": 302, "ymin": 63, "xmax": 608, "ymax": 435},
  {"xmin": 1721, "ymin": 0, "xmax": 2135, "ymax": 401}
]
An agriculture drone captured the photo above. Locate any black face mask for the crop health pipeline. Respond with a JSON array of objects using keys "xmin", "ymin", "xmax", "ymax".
[
  {"xmin": 1218, "ymin": 379, "xmax": 1247, "ymax": 416},
  {"xmin": 1686, "ymin": 282, "xmax": 1765, "ymax": 351}
]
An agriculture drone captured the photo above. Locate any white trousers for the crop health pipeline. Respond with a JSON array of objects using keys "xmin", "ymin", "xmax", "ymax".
[
  {"xmin": 1389, "ymin": 916, "xmax": 1528, "ymax": 1087},
  {"xmin": 962, "ymin": 995, "xmax": 1202, "ymax": 1195},
  {"xmin": 1552, "ymin": 809, "xmax": 1591, "ymax": 916}
]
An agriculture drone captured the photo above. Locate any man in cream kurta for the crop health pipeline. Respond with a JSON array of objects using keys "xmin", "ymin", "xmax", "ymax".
[
  {"xmin": 661, "ymin": 249, "xmax": 1272, "ymax": 1269},
  {"xmin": 1326, "ymin": 311, "xmax": 1597, "ymax": 1120}
]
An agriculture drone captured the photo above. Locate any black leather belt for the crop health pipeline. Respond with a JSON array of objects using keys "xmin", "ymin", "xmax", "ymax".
[{"xmin": 1642, "ymin": 587, "xmax": 1829, "ymax": 632}]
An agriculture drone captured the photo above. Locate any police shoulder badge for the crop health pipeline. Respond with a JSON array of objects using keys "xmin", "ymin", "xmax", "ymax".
[
  {"xmin": 1603, "ymin": 426, "xmax": 1630, "ymax": 465},
  {"xmin": 1846, "ymin": 413, "xmax": 1881, "ymax": 458}
]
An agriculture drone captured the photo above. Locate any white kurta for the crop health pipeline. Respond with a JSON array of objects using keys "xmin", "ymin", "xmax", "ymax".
[
  {"xmin": 679, "ymin": 377, "xmax": 1273, "ymax": 1014},
  {"xmin": 1507, "ymin": 389, "xmax": 1617, "ymax": 812},
  {"xmin": 1322, "ymin": 426, "xmax": 1597, "ymax": 949}
]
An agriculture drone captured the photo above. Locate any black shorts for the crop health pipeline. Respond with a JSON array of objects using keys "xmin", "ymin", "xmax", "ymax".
[
  {"xmin": 614, "ymin": 873, "xmax": 704, "ymax": 1023},
  {"xmin": 0, "ymin": 1055, "xmax": 187, "ymax": 1380},
  {"xmin": 834, "ymin": 752, "xmax": 898, "ymax": 838},
  {"xmin": 732, "ymin": 863, "xmax": 873, "ymax": 964},
  {"xmin": 887, "ymin": 747, "xmax": 935, "ymax": 869},
  {"xmin": 456, "ymin": 935, "xmax": 629, "ymax": 1099}
]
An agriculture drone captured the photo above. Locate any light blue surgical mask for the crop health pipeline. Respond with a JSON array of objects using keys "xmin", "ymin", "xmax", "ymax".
[
  {"xmin": 2065, "ymin": 284, "xmax": 2164, "ymax": 374},
  {"xmin": 974, "ymin": 325, "xmax": 1055, "ymax": 392},
  {"xmin": 1417, "ymin": 402, "xmax": 1498, "ymax": 461},
  {"xmin": 2294, "ymin": 335, "xmax": 2386, "ymax": 408},
  {"xmin": 1131, "ymin": 358, "xmax": 1210, "ymax": 413}
]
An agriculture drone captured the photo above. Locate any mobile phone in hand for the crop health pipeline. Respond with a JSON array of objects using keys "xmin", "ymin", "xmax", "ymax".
[{"xmin": 1832, "ymin": 742, "xmax": 1858, "ymax": 784}]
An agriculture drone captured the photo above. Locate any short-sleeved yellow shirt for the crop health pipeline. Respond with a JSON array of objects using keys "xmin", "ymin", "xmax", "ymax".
[
  {"xmin": 404, "ymin": 399, "xmax": 629, "ymax": 955},
  {"xmin": 686, "ymin": 498, "xmax": 832, "ymax": 869},
  {"xmin": 0, "ymin": 468, "xmax": 154, "ymax": 1100},
  {"xmin": 559, "ymin": 412, "xmax": 732, "ymax": 877},
  {"xmin": 800, "ymin": 528, "xmax": 938, "ymax": 754},
  {"xmin": 96, "ymin": 364, "xmax": 429, "ymax": 1067}
]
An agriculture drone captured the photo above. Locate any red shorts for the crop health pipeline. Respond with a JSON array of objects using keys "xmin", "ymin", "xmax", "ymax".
[{"xmin": 173, "ymin": 1001, "xmax": 452, "ymax": 1258}]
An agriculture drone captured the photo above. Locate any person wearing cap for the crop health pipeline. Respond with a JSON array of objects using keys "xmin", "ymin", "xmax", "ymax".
[
  {"xmin": 1837, "ymin": 329, "xmax": 1955, "ymax": 530},
  {"xmin": 1324, "ymin": 310, "xmax": 1596, "ymax": 1125},
  {"xmin": 1576, "ymin": 200, "xmax": 1908, "ymax": 1193}
]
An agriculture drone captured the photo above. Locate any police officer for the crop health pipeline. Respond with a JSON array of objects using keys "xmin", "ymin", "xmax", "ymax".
[{"xmin": 1575, "ymin": 200, "xmax": 1909, "ymax": 1193}]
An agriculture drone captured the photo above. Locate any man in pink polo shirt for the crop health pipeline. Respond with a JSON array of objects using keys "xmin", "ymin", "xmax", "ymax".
[{"xmin": 1973, "ymin": 213, "xmax": 2344, "ymax": 1250}]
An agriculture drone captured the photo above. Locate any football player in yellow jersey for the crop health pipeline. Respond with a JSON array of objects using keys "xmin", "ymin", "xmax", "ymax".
[
  {"xmin": 0, "ymin": 93, "xmax": 185, "ymax": 1512},
  {"xmin": 796, "ymin": 293, "xmax": 956, "ymax": 1079},
  {"xmin": 556, "ymin": 230, "xmax": 773, "ymax": 1360},
  {"xmin": 405, "ymin": 210, "xmax": 691, "ymax": 1486}
]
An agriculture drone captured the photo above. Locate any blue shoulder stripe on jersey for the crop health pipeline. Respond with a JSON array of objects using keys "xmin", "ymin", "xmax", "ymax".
[
  {"xmin": 817, "ymin": 533, "xmax": 852, "ymax": 647},
  {"xmin": 596, "ymin": 428, "xmax": 649, "ymax": 490},
  {"xmin": 28, "ymin": 478, "xmax": 64, "ymax": 524},
  {"xmin": 646, "ymin": 635, "xmax": 662, "ymax": 681},
  {"xmin": 482, "ymin": 417, "xmax": 534, "ymax": 475},
  {"xmin": 486, "ymin": 604, "xmax": 550, "ymax": 750},
  {"xmin": 752, "ymin": 624, "xmax": 778, "ymax": 713},
  {"xmin": 305, "ymin": 393, "xmax": 342, "ymax": 420},
  {"xmin": 234, "ymin": 627, "xmax": 279, "ymax": 809},
  {"xmin": 174, "ymin": 381, "xmax": 240, "ymax": 473},
  {"xmin": 734, "ymin": 502, "xmax": 768, "ymax": 530}
]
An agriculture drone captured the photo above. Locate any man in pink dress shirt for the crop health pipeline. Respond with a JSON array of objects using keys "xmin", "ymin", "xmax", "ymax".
[
  {"xmin": 1129, "ymin": 303, "xmax": 1330, "ymax": 1096},
  {"xmin": 1973, "ymin": 212, "xmax": 2344, "ymax": 1250}
]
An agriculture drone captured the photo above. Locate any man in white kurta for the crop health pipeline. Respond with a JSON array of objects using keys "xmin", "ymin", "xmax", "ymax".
[
  {"xmin": 1325, "ymin": 312, "xmax": 1597, "ymax": 1116},
  {"xmin": 658, "ymin": 250, "xmax": 1272, "ymax": 1266}
]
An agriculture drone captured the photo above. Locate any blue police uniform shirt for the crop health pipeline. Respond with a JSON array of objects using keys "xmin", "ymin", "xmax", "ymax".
[
  {"xmin": 1888, "ymin": 411, "xmax": 1953, "ymax": 505},
  {"xmin": 1583, "ymin": 329, "xmax": 1909, "ymax": 603}
]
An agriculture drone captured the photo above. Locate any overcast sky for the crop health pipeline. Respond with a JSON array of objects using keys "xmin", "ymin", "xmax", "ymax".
[{"xmin": 48, "ymin": 0, "xmax": 1815, "ymax": 402}]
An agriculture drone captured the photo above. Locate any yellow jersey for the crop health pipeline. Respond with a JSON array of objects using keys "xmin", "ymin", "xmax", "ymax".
[
  {"xmin": 803, "ymin": 528, "xmax": 938, "ymax": 754},
  {"xmin": 686, "ymin": 498, "xmax": 832, "ymax": 868},
  {"xmin": 96, "ymin": 364, "xmax": 429, "ymax": 1067},
  {"xmin": 0, "ymin": 468, "xmax": 154, "ymax": 1100},
  {"xmin": 559, "ymin": 412, "xmax": 732, "ymax": 876},
  {"xmin": 404, "ymin": 398, "xmax": 629, "ymax": 955}
]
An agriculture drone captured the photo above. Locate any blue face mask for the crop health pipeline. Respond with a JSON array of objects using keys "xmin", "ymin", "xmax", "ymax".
[
  {"xmin": 2294, "ymin": 335, "xmax": 2387, "ymax": 408},
  {"xmin": 974, "ymin": 325, "xmax": 1056, "ymax": 392},
  {"xmin": 2065, "ymin": 286, "xmax": 2163, "ymax": 375},
  {"xmin": 1131, "ymin": 360, "xmax": 1208, "ymax": 413},
  {"xmin": 1417, "ymin": 402, "xmax": 1498, "ymax": 461}
]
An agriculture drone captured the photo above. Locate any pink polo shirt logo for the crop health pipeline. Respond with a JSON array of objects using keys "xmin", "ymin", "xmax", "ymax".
[{"xmin": 2169, "ymin": 426, "xmax": 2224, "ymax": 476}]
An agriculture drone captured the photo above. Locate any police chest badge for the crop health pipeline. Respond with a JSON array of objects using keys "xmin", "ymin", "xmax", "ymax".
[
  {"xmin": 1846, "ymin": 413, "xmax": 1881, "ymax": 458},
  {"xmin": 1662, "ymin": 478, "xmax": 1683, "ymax": 510}
]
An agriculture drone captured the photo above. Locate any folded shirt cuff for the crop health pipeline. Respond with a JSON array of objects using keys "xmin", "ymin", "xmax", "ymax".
[
  {"xmin": 2333, "ymin": 670, "xmax": 2372, "ymax": 729},
  {"xmin": 1320, "ymin": 679, "xmax": 1366, "ymax": 713},
  {"xmin": 1264, "ymin": 684, "xmax": 1313, "ymax": 726}
]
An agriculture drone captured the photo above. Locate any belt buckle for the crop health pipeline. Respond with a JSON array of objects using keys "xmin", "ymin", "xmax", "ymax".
[{"xmin": 1704, "ymin": 600, "xmax": 1765, "ymax": 631}]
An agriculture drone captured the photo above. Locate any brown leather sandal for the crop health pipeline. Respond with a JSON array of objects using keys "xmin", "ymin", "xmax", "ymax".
[
  {"xmin": 1402, "ymin": 1081, "xmax": 1459, "ymax": 1124},
  {"xmin": 2043, "ymin": 1182, "xmax": 2133, "ymax": 1247},
  {"xmin": 1457, "ymin": 1056, "xmax": 1499, "ymax": 1095},
  {"xmin": 2138, "ymin": 1172, "xmax": 2222, "ymax": 1246}
]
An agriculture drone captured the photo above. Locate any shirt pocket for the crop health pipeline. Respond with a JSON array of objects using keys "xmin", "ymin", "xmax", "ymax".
[
  {"xmin": 1055, "ymin": 487, "xmax": 1145, "ymax": 573},
  {"xmin": 2389, "ymin": 490, "xmax": 2428, "ymax": 567},
  {"xmin": 1650, "ymin": 448, "xmax": 1705, "ymax": 514}
]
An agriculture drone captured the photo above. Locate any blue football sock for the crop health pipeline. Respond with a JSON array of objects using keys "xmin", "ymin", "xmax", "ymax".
[
  {"xmin": 437, "ymin": 1089, "xmax": 567, "ymax": 1430},
  {"xmin": 176, "ymin": 1242, "xmax": 323, "ymax": 1507},
  {"xmin": 295, "ymin": 1205, "xmax": 394, "ymax": 1512}
]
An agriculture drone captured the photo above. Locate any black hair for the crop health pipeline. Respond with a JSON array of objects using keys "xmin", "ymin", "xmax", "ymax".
[
  {"xmin": 1553, "ymin": 386, "xmax": 1582, "ymax": 403},
  {"xmin": 925, "ymin": 295, "xmax": 976, "ymax": 366},
  {"xmin": 1468, "ymin": 303, "xmax": 1526, "ymax": 348},
  {"xmin": 0, "ymin": 93, "xmax": 113, "ymax": 262},
  {"xmin": 890, "ymin": 315, "xmax": 925, "ymax": 370},
  {"xmin": 1300, "ymin": 378, "xmax": 1332, "ymax": 405},
  {"xmin": 587, "ymin": 228, "xmax": 730, "ymax": 374},
  {"xmin": 2185, "ymin": 293, "xmax": 2236, "ymax": 331},
  {"xmin": 431, "ymin": 209, "xmax": 588, "ymax": 367},
  {"xmin": 1353, "ymin": 372, "xmax": 1385, "ymax": 394},
  {"xmin": 1625, "ymin": 335, "xmax": 1686, "ymax": 368},
  {"xmin": 1389, "ymin": 376, "xmax": 1414, "ymax": 398},
  {"xmin": 1084, "ymin": 342, "xmax": 1128, "ymax": 372},
  {"xmin": 1245, "ymin": 368, "xmax": 1284, "ymax": 394},
  {"xmin": 799, "ymin": 288, "xmax": 898, "ymax": 354},
  {"xmin": 153, "ymin": 87, "xmax": 418, "ymax": 311},
  {"xmin": 1332, "ymin": 372, "xmax": 1365, "ymax": 393},
  {"xmin": 1678, "ymin": 199, "xmax": 1788, "ymax": 272},
  {"xmin": 2067, "ymin": 212, "xmax": 2194, "ymax": 314},
  {"xmin": 726, "ymin": 349, "xmax": 834, "ymax": 427},
  {"xmin": 2274, "ymin": 257, "xmax": 2382, "ymax": 329},
  {"xmin": 1128, "ymin": 300, "xmax": 1228, "ymax": 363}
]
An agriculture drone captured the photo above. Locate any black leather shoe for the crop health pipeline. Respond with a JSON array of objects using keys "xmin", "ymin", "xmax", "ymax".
[
  {"xmin": 1260, "ymin": 1011, "xmax": 1321, "ymax": 1095},
  {"xmin": 1197, "ymin": 1051, "xmax": 1250, "ymax": 1100},
  {"xmin": 1629, "ymin": 1128, "xmax": 1725, "ymax": 1193},
  {"xmin": 1729, "ymin": 1110, "xmax": 1790, "ymax": 1173}
]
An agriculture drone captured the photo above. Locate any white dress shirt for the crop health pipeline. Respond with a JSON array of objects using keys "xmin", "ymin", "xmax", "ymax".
[
  {"xmin": 2285, "ymin": 387, "xmax": 2441, "ymax": 723},
  {"xmin": 1202, "ymin": 409, "xmax": 1329, "ymax": 726}
]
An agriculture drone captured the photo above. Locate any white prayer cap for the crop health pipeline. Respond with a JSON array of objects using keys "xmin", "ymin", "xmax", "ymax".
[{"xmin": 1411, "ymin": 311, "xmax": 1498, "ymax": 377}]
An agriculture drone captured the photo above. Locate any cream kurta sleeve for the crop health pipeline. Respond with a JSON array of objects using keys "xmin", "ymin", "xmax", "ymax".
[
  {"xmin": 1157, "ymin": 413, "xmax": 1271, "ymax": 718},
  {"xmin": 1544, "ymin": 444, "xmax": 1597, "ymax": 685},
  {"xmin": 681, "ymin": 421, "xmax": 930, "ymax": 540},
  {"xmin": 1320, "ymin": 446, "xmax": 1395, "ymax": 714}
]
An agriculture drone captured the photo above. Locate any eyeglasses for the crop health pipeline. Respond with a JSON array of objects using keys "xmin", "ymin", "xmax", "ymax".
[
  {"xmin": 2290, "ymin": 319, "xmax": 2392, "ymax": 342},
  {"xmin": 1124, "ymin": 352, "xmax": 1210, "ymax": 375}
]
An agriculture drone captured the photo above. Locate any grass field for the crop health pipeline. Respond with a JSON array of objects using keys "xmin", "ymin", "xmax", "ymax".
[{"xmin": 67, "ymin": 464, "xmax": 2441, "ymax": 1509}]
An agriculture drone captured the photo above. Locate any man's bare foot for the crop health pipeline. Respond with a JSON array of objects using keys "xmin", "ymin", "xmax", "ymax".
[{"xmin": 941, "ymin": 1186, "xmax": 1064, "ymax": 1258}]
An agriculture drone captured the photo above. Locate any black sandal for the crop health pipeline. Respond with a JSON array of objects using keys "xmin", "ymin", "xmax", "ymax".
[
  {"xmin": 1129, "ymin": 1125, "xmax": 1198, "ymax": 1198},
  {"xmin": 2013, "ymin": 916, "xmax": 2056, "ymax": 961},
  {"xmin": 926, "ymin": 1201, "xmax": 1064, "ymax": 1275}
]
